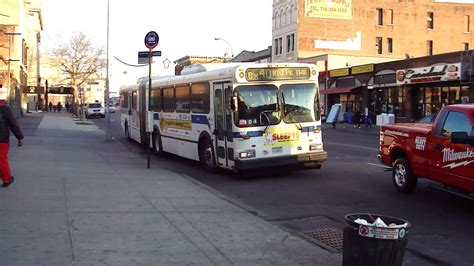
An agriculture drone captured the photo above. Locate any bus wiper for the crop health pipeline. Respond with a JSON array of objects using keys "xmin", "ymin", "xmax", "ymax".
[
  {"xmin": 260, "ymin": 111, "xmax": 271, "ymax": 134},
  {"xmin": 281, "ymin": 93, "xmax": 303, "ymax": 131}
]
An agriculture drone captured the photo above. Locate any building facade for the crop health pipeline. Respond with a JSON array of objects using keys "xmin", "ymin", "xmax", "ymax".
[
  {"xmin": 0, "ymin": 0, "xmax": 43, "ymax": 115},
  {"xmin": 323, "ymin": 50, "xmax": 474, "ymax": 123},
  {"xmin": 273, "ymin": 0, "xmax": 474, "ymax": 70}
]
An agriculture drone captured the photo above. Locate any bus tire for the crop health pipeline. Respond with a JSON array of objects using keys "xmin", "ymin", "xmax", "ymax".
[
  {"xmin": 124, "ymin": 121, "xmax": 131, "ymax": 141},
  {"xmin": 152, "ymin": 129, "xmax": 164, "ymax": 155},
  {"xmin": 392, "ymin": 157, "xmax": 417, "ymax": 193},
  {"xmin": 199, "ymin": 140, "xmax": 217, "ymax": 172}
]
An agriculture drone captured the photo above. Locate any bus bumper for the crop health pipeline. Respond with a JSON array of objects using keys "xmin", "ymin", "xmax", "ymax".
[{"xmin": 234, "ymin": 151, "xmax": 328, "ymax": 171}]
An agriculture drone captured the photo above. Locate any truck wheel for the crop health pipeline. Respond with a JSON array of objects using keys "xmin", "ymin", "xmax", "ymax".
[
  {"xmin": 392, "ymin": 157, "xmax": 418, "ymax": 193},
  {"xmin": 199, "ymin": 140, "xmax": 217, "ymax": 172}
]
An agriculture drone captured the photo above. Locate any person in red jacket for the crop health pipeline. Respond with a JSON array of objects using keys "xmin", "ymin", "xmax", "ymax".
[{"xmin": 0, "ymin": 91, "xmax": 24, "ymax": 188}]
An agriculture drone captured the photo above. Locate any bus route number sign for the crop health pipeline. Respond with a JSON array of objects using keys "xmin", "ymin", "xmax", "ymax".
[{"xmin": 245, "ymin": 67, "xmax": 310, "ymax": 81}]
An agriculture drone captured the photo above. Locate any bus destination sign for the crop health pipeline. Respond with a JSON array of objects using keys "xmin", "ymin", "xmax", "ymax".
[{"xmin": 246, "ymin": 67, "xmax": 310, "ymax": 81}]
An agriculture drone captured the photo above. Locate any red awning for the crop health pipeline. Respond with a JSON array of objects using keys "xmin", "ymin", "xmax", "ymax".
[{"xmin": 320, "ymin": 86, "xmax": 362, "ymax": 94}]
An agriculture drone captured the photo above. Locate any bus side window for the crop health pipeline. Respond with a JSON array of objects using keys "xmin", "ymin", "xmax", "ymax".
[{"xmin": 191, "ymin": 83, "xmax": 210, "ymax": 113}]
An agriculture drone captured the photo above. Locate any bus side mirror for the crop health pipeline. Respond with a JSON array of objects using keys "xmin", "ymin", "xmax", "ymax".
[{"xmin": 230, "ymin": 96, "xmax": 238, "ymax": 112}]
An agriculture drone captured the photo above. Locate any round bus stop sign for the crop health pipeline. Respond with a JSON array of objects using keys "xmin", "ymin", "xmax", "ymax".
[{"xmin": 144, "ymin": 31, "xmax": 159, "ymax": 50}]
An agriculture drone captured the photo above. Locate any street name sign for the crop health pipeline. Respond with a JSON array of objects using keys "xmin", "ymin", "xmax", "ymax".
[{"xmin": 138, "ymin": 51, "xmax": 162, "ymax": 64}]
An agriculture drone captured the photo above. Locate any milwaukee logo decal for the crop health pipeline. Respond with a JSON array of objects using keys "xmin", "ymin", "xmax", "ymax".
[{"xmin": 441, "ymin": 148, "xmax": 474, "ymax": 169}]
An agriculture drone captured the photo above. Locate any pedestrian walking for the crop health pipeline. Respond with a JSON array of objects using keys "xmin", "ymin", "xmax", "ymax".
[
  {"xmin": 0, "ymin": 96, "xmax": 24, "ymax": 188},
  {"xmin": 57, "ymin": 102, "xmax": 62, "ymax": 112},
  {"xmin": 353, "ymin": 110, "xmax": 362, "ymax": 128},
  {"xmin": 65, "ymin": 102, "xmax": 70, "ymax": 113},
  {"xmin": 365, "ymin": 109, "xmax": 374, "ymax": 128},
  {"xmin": 49, "ymin": 101, "xmax": 53, "ymax": 112}
]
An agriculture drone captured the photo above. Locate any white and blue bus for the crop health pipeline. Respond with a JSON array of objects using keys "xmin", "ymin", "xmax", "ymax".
[{"xmin": 120, "ymin": 63, "xmax": 327, "ymax": 172}]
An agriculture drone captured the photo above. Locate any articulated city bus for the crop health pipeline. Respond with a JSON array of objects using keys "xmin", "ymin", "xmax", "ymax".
[{"xmin": 120, "ymin": 63, "xmax": 327, "ymax": 172}]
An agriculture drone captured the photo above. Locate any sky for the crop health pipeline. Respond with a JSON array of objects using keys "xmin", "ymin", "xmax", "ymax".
[{"xmin": 40, "ymin": 0, "xmax": 273, "ymax": 92}]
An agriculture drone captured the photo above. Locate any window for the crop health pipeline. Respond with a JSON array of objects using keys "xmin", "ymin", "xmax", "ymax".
[
  {"xmin": 22, "ymin": 39, "xmax": 28, "ymax": 66},
  {"xmin": 274, "ymin": 38, "xmax": 280, "ymax": 55},
  {"xmin": 286, "ymin": 34, "xmax": 295, "ymax": 52},
  {"xmin": 463, "ymin": 15, "xmax": 470, "ymax": 33},
  {"xmin": 131, "ymin": 91, "xmax": 137, "ymax": 110},
  {"xmin": 150, "ymin": 87, "xmax": 161, "ymax": 111},
  {"xmin": 387, "ymin": 38, "xmax": 393, "ymax": 53},
  {"xmin": 387, "ymin": 9, "xmax": 394, "ymax": 25},
  {"xmin": 273, "ymin": 11, "xmax": 278, "ymax": 29},
  {"xmin": 376, "ymin": 8, "xmax": 383, "ymax": 26},
  {"xmin": 191, "ymin": 83, "xmax": 210, "ymax": 113},
  {"xmin": 427, "ymin": 40, "xmax": 433, "ymax": 56},
  {"xmin": 234, "ymin": 85, "xmax": 280, "ymax": 127},
  {"xmin": 175, "ymin": 85, "xmax": 190, "ymax": 113},
  {"xmin": 120, "ymin": 92, "xmax": 129, "ymax": 108},
  {"xmin": 278, "ymin": 37, "xmax": 282, "ymax": 54},
  {"xmin": 441, "ymin": 111, "xmax": 472, "ymax": 138},
  {"xmin": 376, "ymin": 37, "xmax": 383, "ymax": 54},
  {"xmin": 427, "ymin": 12, "xmax": 434, "ymax": 29},
  {"xmin": 162, "ymin": 87, "xmax": 175, "ymax": 112},
  {"xmin": 464, "ymin": 43, "xmax": 469, "ymax": 51}
]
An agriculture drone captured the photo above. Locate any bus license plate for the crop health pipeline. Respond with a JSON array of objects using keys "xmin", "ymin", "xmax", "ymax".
[{"xmin": 272, "ymin": 147, "xmax": 283, "ymax": 153}]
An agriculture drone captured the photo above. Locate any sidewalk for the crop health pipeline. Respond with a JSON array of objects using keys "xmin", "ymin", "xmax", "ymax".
[{"xmin": 1, "ymin": 112, "xmax": 341, "ymax": 265}]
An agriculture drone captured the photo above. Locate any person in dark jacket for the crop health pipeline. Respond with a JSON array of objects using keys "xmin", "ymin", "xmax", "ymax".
[{"xmin": 0, "ymin": 98, "xmax": 24, "ymax": 187}]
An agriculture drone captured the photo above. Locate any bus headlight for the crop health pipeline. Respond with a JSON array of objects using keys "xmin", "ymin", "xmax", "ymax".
[
  {"xmin": 239, "ymin": 149, "xmax": 256, "ymax": 158},
  {"xmin": 310, "ymin": 144, "xmax": 323, "ymax": 151}
]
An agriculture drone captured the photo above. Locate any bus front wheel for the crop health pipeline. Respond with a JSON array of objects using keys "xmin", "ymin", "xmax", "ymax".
[{"xmin": 199, "ymin": 140, "xmax": 216, "ymax": 172}]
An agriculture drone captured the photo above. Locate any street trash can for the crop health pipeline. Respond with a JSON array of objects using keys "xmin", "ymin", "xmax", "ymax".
[{"xmin": 343, "ymin": 213, "xmax": 410, "ymax": 266}]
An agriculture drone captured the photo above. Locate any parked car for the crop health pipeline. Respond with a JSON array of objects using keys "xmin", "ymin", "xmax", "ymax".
[
  {"xmin": 85, "ymin": 102, "xmax": 105, "ymax": 119},
  {"xmin": 107, "ymin": 103, "xmax": 116, "ymax": 113}
]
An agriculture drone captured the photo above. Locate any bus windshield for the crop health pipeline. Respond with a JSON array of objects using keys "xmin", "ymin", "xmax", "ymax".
[
  {"xmin": 281, "ymin": 83, "xmax": 319, "ymax": 123},
  {"xmin": 234, "ymin": 85, "xmax": 280, "ymax": 127}
]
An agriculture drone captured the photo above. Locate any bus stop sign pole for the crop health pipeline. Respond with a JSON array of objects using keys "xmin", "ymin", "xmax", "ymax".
[{"xmin": 144, "ymin": 31, "xmax": 159, "ymax": 169}]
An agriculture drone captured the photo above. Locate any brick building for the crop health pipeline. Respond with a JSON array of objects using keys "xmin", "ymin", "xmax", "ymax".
[
  {"xmin": 272, "ymin": 0, "xmax": 474, "ymax": 120},
  {"xmin": 273, "ymin": 0, "xmax": 473, "ymax": 69}
]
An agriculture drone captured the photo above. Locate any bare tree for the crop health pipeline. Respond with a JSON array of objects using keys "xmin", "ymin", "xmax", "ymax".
[{"xmin": 48, "ymin": 32, "xmax": 106, "ymax": 113}]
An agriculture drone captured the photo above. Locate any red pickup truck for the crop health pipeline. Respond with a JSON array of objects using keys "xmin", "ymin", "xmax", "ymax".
[{"xmin": 379, "ymin": 104, "xmax": 474, "ymax": 195}]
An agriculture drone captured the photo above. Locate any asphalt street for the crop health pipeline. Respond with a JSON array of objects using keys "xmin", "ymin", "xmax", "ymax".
[{"xmin": 95, "ymin": 111, "xmax": 474, "ymax": 266}]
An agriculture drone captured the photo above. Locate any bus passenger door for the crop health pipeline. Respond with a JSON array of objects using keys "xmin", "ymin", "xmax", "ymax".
[
  {"xmin": 214, "ymin": 82, "xmax": 234, "ymax": 169},
  {"xmin": 130, "ymin": 90, "xmax": 140, "ymax": 142}
]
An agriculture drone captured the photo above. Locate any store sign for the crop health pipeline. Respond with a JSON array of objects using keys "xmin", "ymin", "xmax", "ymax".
[
  {"xmin": 22, "ymin": 86, "xmax": 45, "ymax": 94},
  {"xmin": 48, "ymin": 86, "xmax": 74, "ymax": 94},
  {"xmin": 396, "ymin": 63, "xmax": 461, "ymax": 85},
  {"xmin": 351, "ymin": 64, "xmax": 374, "ymax": 75},
  {"xmin": 330, "ymin": 68, "xmax": 350, "ymax": 77},
  {"xmin": 304, "ymin": 0, "xmax": 352, "ymax": 20}
]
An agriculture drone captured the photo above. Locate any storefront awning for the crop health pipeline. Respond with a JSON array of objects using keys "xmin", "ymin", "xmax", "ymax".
[{"xmin": 320, "ymin": 86, "xmax": 362, "ymax": 94}]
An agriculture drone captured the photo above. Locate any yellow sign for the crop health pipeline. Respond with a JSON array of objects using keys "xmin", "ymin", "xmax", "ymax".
[
  {"xmin": 330, "ymin": 68, "xmax": 350, "ymax": 77},
  {"xmin": 160, "ymin": 118, "xmax": 192, "ymax": 131},
  {"xmin": 304, "ymin": 0, "xmax": 352, "ymax": 20},
  {"xmin": 263, "ymin": 127, "xmax": 300, "ymax": 147},
  {"xmin": 351, "ymin": 64, "xmax": 374, "ymax": 75}
]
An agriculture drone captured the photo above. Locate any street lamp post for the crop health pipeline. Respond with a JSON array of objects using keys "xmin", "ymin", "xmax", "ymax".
[
  {"xmin": 214, "ymin": 37, "xmax": 234, "ymax": 61},
  {"xmin": 104, "ymin": 0, "xmax": 112, "ymax": 141}
]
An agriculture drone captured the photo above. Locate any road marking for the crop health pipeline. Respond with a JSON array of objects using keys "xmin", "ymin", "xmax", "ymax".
[
  {"xmin": 367, "ymin": 163, "xmax": 387, "ymax": 168},
  {"xmin": 325, "ymin": 141, "xmax": 379, "ymax": 151}
]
